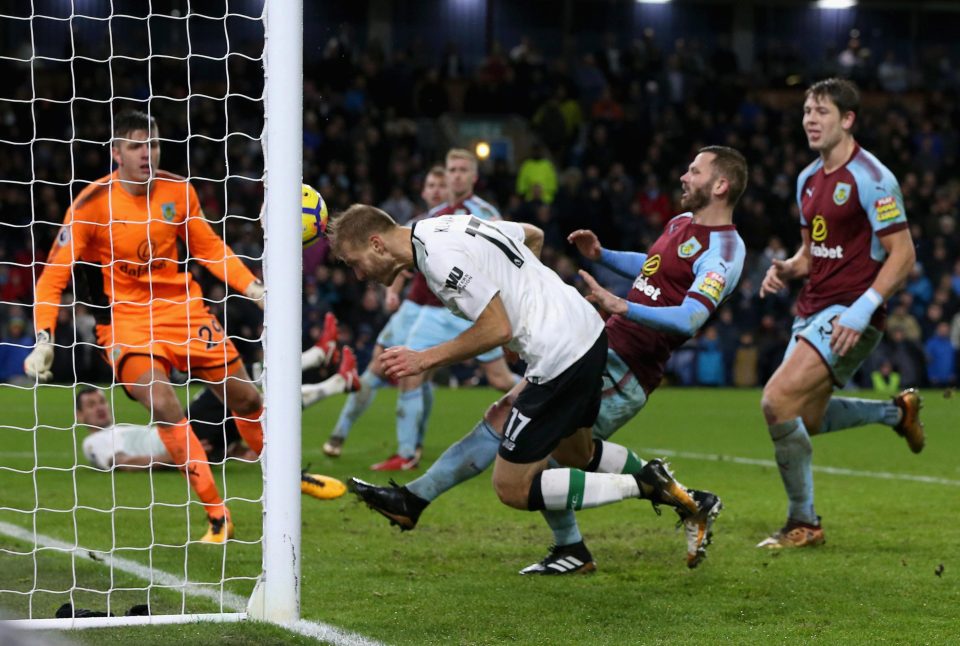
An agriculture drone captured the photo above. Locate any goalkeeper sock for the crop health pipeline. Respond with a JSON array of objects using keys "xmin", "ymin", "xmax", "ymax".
[
  {"xmin": 331, "ymin": 367, "xmax": 384, "ymax": 439},
  {"xmin": 819, "ymin": 397, "xmax": 900, "ymax": 434},
  {"xmin": 407, "ymin": 420, "xmax": 500, "ymax": 502},
  {"xmin": 769, "ymin": 417, "xmax": 817, "ymax": 524},
  {"xmin": 527, "ymin": 469, "xmax": 639, "ymax": 511},
  {"xmin": 417, "ymin": 381, "xmax": 434, "ymax": 448},
  {"xmin": 396, "ymin": 388, "xmax": 423, "ymax": 459},
  {"xmin": 157, "ymin": 418, "xmax": 223, "ymax": 515},
  {"xmin": 232, "ymin": 406, "xmax": 264, "ymax": 455}
]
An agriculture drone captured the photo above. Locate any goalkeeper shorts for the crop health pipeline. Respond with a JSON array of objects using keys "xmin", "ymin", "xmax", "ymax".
[{"xmin": 97, "ymin": 300, "xmax": 242, "ymax": 390}]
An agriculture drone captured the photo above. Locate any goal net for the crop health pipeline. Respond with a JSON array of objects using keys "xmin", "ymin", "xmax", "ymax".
[{"xmin": 0, "ymin": 0, "xmax": 302, "ymax": 628}]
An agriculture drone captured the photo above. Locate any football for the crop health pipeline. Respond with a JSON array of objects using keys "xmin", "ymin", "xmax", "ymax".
[{"xmin": 302, "ymin": 183, "xmax": 328, "ymax": 247}]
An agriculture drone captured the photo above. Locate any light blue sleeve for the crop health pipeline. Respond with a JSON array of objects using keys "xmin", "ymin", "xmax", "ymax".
[
  {"xmin": 852, "ymin": 165, "xmax": 908, "ymax": 233},
  {"xmin": 598, "ymin": 248, "xmax": 648, "ymax": 279},
  {"xmin": 687, "ymin": 232, "xmax": 746, "ymax": 310},
  {"xmin": 624, "ymin": 298, "xmax": 710, "ymax": 336},
  {"xmin": 795, "ymin": 161, "xmax": 820, "ymax": 227}
]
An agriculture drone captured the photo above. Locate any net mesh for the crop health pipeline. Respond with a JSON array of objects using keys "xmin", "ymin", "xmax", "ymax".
[{"xmin": 0, "ymin": 0, "xmax": 266, "ymax": 620}]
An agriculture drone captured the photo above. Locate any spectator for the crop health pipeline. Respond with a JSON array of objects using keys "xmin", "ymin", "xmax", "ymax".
[
  {"xmin": 0, "ymin": 317, "xmax": 32, "ymax": 383},
  {"xmin": 515, "ymin": 143, "xmax": 558, "ymax": 203},
  {"xmin": 870, "ymin": 360, "xmax": 901, "ymax": 398},
  {"xmin": 696, "ymin": 327, "xmax": 725, "ymax": 386},
  {"xmin": 924, "ymin": 321, "xmax": 956, "ymax": 386}
]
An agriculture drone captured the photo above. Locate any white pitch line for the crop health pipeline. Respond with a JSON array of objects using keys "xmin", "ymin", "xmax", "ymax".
[
  {"xmin": 643, "ymin": 447, "xmax": 960, "ymax": 487},
  {"xmin": 0, "ymin": 521, "xmax": 387, "ymax": 646}
]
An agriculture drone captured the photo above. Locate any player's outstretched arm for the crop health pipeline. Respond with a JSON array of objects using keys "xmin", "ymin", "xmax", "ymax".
[
  {"xmin": 568, "ymin": 229, "xmax": 647, "ymax": 278},
  {"xmin": 381, "ymin": 295, "xmax": 512, "ymax": 380},
  {"xmin": 579, "ymin": 270, "xmax": 709, "ymax": 336}
]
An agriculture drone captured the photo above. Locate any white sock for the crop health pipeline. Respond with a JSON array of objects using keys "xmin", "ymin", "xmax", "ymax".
[
  {"xmin": 301, "ymin": 346, "xmax": 329, "ymax": 371},
  {"xmin": 539, "ymin": 469, "xmax": 640, "ymax": 511},
  {"xmin": 301, "ymin": 375, "xmax": 346, "ymax": 408}
]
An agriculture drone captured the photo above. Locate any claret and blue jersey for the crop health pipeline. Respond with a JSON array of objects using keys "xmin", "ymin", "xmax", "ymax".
[
  {"xmin": 795, "ymin": 142, "xmax": 909, "ymax": 320},
  {"xmin": 603, "ymin": 213, "xmax": 746, "ymax": 395}
]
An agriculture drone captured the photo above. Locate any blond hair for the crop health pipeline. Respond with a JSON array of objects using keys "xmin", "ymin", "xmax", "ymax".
[
  {"xmin": 326, "ymin": 204, "xmax": 397, "ymax": 258},
  {"xmin": 446, "ymin": 148, "xmax": 477, "ymax": 172}
]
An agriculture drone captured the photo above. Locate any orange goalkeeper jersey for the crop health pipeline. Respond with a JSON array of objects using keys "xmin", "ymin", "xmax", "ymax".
[{"xmin": 34, "ymin": 170, "xmax": 258, "ymax": 333}]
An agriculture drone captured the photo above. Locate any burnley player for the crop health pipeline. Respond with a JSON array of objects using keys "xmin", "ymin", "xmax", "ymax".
[
  {"xmin": 757, "ymin": 78, "xmax": 924, "ymax": 549},
  {"xmin": 347, "ymin": 146, "xmax": 746, "ymax": 572}
]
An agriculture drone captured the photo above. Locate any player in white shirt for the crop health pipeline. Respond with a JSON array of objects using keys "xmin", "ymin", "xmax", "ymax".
[{"xmin": 328, "ymin": 205, "xmax": 707, "ymax": 565}]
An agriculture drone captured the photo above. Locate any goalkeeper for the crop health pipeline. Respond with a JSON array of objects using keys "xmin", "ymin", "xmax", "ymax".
[{"xmin": 25, "ymin": 110, "xmax": 338, "ymax": 543}]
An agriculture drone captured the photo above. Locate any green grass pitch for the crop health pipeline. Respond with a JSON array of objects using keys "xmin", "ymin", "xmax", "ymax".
[{"xmin": 0, "ymin": 384, "xmax": 957, "ymax": 644}]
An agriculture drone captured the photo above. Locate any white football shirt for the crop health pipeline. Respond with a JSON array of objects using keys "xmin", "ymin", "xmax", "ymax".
[
  {"xmin": 412, "ymin": 215, "xmax": 604, "ymax": 382},
  {"xmin": 81, "ymin": 423, "xmax": 168, "ymax": 469}
]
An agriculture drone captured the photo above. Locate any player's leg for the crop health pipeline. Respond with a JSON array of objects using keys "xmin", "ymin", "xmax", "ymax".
[
  {"xmin": 758, "ymin": 319, "xmax": 835, "ymax": 546},
  {"xmin": 301, "ymin": 346, "xmax": 361, "ymax": 407},
  {"xmin": 349, "ymin": 380, "xmax": 523, "ymax": 529},
  {"xmin": 122, "ymin": 357, "xmax": 230, "ymax": 542},
  {"xmin": 369, "ymin": 372, "xmax": 425, "ymax": 471},
  {"xmin": 327, "ymin": 301, "xmax": 424, "ymax": 458},
  {"xmin": 497, "ymin": 334, "xmax": 699, "ymax": 521},
  {"xmin": 369, "ymin": 305, "xmax": 447, "ymax": 469},
  {"xmin": 416, "ymin": 374, "xmax": 435, "ymax": 459},
  {"xmin": 818, "ymin": 390, "xmax": 925, "ymax": 453},
  {"xmin": 324, "ymin": 344, "xmax": 387, "ymax": 456}
]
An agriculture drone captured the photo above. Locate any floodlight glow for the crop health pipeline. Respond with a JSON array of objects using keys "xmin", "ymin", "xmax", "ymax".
[
  {"xmin": 816, "ymin": 0, "xmax": 857, "ymax": 8},
  {"xmin": 635, "ymin": 0, "xmax": 672, "ymax": 4},
  {"xmin": 475, "ymin": 141, "xmax": 491, "ymax": 160}
]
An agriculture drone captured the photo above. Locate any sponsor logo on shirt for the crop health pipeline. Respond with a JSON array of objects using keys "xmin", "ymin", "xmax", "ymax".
[
  {"xmin": 632, "ymin": 275, "xmax": 661, "ymax": 301},
  {"xmin": 698, "ymin": 271, "xmax": 726, "ymax": 301},
  {"xmin": 641, "ymin": 254, "xmax": 661, "ymax": 277},
  {"xmin": 677, "ymin": 237, "xmax": 702, "ymax": 258},
  {"xmin": 811, "ymin": 215, "xmax": 828, "ymax": 242},
  {"xmin": 875, "ymin": 195, "xmax": 902, "ymax": 222},
  {"xmin": 444, "ymin": 266, "xmax": 471, "ymax": 292},
  {"xmin": 161, "ymin": 202, "xmax": 177, "ymax": 222},
  {"xmin": 833, "ymin": 182, "xmax": 851, "ymax": 206},
  {"xmin": 810, "ymin": 242, "xmax": 844, "ymax": 259}
]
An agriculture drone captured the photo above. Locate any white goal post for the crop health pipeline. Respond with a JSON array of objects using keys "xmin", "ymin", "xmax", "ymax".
[{"xmin": 0, "ymin": 0, "xmax": 303, "ymax": 630}]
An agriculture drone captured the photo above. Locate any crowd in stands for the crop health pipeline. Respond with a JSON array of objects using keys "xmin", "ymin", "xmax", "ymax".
[{"xmin": 2, "ymin": 25, "xmax": 959, "ymax": 390}]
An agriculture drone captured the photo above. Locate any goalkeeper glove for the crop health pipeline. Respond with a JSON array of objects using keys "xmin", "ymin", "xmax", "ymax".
[
  {"xmin": 244, "ymin": 279, "xmax": 265, "ymax": 310},
  {"xmin": 23, "ymin": 329, "xmax": 54, "ymax": 382}
]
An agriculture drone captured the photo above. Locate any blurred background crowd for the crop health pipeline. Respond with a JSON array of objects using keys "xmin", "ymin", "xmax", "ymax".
[{"xmin": 1, "ymin": 0, "xmax": 959, "ymax": 392}]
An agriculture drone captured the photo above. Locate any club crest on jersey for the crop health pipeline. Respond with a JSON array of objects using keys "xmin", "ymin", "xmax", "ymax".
[
  {"xmin": 832, "ymin": 182, "xmax": 851, "ymax": 206},
  {"xmin": 161, "ymin": 202, "xmax": 176, "ymax": 222},
  {"xmin": 641, "ymin": 254, "xmax": 661, "ymax": 277},
  {"xmin": 677, "ymin": 237, "xmax": 702, "ymax": 258},
  {"xmin": 811, "ymin": 215, "xmax": 828, "ymax": 242}
]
